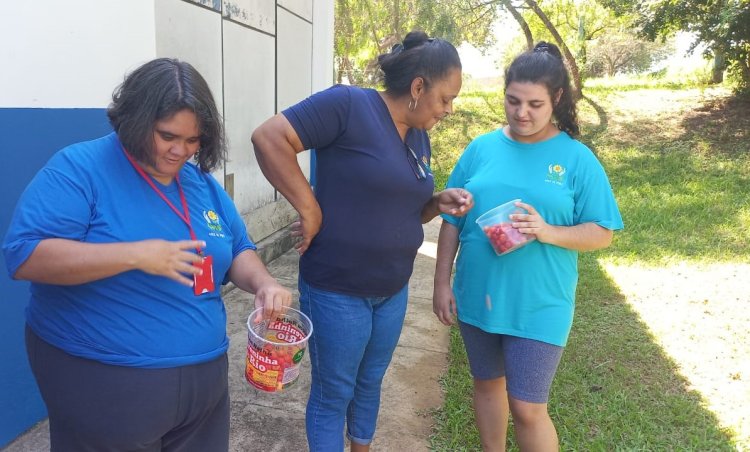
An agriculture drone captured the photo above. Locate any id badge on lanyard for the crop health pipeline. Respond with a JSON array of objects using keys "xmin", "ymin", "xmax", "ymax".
[
  {"xmin": 194, "ymin": 255, "xmax": 215, "ymax": 295},
  {"xmin": 122, "ymin": 147, "xmax": 215, "ymax": 296}
]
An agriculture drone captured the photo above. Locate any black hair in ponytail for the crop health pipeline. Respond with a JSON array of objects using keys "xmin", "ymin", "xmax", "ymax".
[
  {"xmin": 377, "ymin": 30, "xmax": 461, "ymax": 97},
  {"xmin": 505, "ymin": 41, "xmax": 579, "ymax": 137}
]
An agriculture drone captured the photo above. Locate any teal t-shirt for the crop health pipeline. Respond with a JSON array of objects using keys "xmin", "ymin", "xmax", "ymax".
[{"xmin": 442, "ymin": 129, "xmax": 623, "ymax": 346}]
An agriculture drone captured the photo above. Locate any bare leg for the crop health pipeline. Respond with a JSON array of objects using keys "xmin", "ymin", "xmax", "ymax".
[
  {"xmin": 474, "ymin": 377, "xmax": 510, "ymax": 452},
  {"xmin": 508, "ymin": 397, "xmax": 558, "ymax": 451},
  {"xmin": 351, "ymin": 442, "xmax": 370, "ymax": 452}
]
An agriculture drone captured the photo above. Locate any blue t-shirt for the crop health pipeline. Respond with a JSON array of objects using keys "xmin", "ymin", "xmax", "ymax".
[
  {"xmin": 442, "ymin": 129, "xmax": 623, "ymax": 346},
  {"xmin": 3, "ymin": 132, "xmax": 256, "ymax": 368},
  {"xmin": 283, "ymin": 85, "xmax": 434, "ymax": 297}
]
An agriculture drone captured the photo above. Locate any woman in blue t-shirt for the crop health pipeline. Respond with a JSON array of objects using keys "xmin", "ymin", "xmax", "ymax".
[
  {"xmin": 252, "ymin": 31, "xmax": 474, "ymax": 451},
  {"xmin": 3, "ymin": 58, "xmax": 292, "ymax": 451},
  {"xmin": 433, "ymin": 42, "xmax": 624, "ymax": 450}
]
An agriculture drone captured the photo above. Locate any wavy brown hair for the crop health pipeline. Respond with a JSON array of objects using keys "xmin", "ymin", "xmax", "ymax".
[{"xmin": 107, "ymin": 58, "xmax": 226, "ymax": 172}]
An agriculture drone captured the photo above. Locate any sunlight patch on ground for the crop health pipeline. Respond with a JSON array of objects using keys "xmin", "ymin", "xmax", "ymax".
[
  {"xmin": 602, "ymin": 260, "xmax": 750, "ymax": 449},
  {"xmin": 418, "ymin": 240, "xmax": 438, "ymax": 259}
]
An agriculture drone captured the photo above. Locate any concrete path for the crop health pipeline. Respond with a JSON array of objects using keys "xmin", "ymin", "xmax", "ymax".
[{"xmin": 2, "ymin": 218, "xmax": 449, "ymax": 451}]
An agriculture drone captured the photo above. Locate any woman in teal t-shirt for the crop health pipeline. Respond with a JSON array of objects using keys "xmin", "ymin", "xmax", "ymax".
[{"xmin": 433, "ymin": 42, "xmax": 623, "ymax": 451}]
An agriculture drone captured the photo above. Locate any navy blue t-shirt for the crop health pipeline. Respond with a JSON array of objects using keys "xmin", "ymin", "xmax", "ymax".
[{"xmin": 283, "ymin": 85, "xmax": 434, "ymax": 297}]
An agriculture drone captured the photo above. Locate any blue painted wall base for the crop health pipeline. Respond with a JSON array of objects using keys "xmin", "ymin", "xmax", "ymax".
[{"xmin": 0, "ymin": 108, "xmax": 111, "ymax": 447}]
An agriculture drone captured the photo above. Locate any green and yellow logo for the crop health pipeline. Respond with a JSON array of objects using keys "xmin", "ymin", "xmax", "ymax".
[
  {"xmin": 203, "ymin": 210, "xmax": 222, "ymax": 232},
  {"xmin": 545, "ymin": 163, "xmax": 566, "ymax": 185}
]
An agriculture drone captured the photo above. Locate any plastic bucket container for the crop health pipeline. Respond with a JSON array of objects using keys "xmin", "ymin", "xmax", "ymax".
[
  {"xmin": 245, "ymin": 307, "xmax": 313, "ymax": 392},
  {"xmin": 475, "ymin": 199, "xmax": 536, "ymax": 256}
]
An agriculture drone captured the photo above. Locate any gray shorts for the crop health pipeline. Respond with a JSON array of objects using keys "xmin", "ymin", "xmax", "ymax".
[{"xmin": 458, "ymin": 320, "xmax": 563, "ymax": 403}]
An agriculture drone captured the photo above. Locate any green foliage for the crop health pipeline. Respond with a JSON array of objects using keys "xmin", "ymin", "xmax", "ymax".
[
  {"xmin": 601, "ymin": 0, "xmax": 750, "ymax": 93},
  {"xmin": 430, "ymin": 91, "xmax": 506, "ymax": 189},
  {"xmin": 333, "ymin": 0, "xmax": 499, "ymax": 85},
  {"xmin": 585, "ymin": 29, "xmax": 673, "ymax": 77},
  {"xmin": 491, "ymin": 0, "xmax": 669, "ymax": 81}
]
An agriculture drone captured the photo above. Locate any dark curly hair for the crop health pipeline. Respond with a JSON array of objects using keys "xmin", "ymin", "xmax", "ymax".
[
  {"xmin": 505, "ymin": 42, "xmax": 579, "ymax": 137},
  {"xmin": 107, "ymin": 58, "xmax": 226, "ymax": 172},
  {"xmin": 376, "ymin": 30, "xmax": 462, "ymax": 97}
]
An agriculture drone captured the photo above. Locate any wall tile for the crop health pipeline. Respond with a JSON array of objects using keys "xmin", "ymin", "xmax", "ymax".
[
  {"xmin": 184, "ymin": 0, "xmax": 222, "ymax": 11},
  {"xmin": 277, "ymin": 9, "xmax": 313, "ymax": 177},
  {"xmin": 278, "ymin": 0, "xmax": 313, "ymax": 21},
  {"xmin": 222, "ymin": 21, "xmax": 276, "ymax": 215},
  {"xmin": 222, "ymin": 0, "xmax": 274, "ymax": 34}
]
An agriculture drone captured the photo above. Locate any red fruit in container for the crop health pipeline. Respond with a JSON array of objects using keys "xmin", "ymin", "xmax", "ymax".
[{"xmin": 476, "ymin": 199, "xmax": 536, "ymax": 256}]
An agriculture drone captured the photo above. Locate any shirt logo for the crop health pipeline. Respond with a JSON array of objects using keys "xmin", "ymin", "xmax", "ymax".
[
  {"xmin": 545, "ymin": 163, "xmax": 566, "ymax": 185},
  {"xmin": 203, "ymin": 210, "xmax": 223, "ymax": 232}
]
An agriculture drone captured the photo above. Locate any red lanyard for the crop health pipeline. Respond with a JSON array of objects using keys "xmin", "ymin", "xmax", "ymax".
[{"xmin": 121, "ymin": 147, "xmax": 203, "ymax": 255}]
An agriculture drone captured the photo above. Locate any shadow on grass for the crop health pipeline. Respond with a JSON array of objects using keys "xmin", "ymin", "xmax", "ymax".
[
  {"xmin": 556, "ymin": 254, "xmax": 736, "ymax": 449},
  {"xmin": 430, "ymin": 254, "xmax": 737, "ymax": 451},
  {"xmin": 599, "ymin": 151, "xmax": 747, "ymax": 262},
  {"xmin": 580, "ymin": 94, "xmax": 609, "ymax": 148},
  {"xmin": 583, "ymin": 92, "xmax": 749, "ymax": 264},
  {"xmin": 680, "ymin": 95, "xmax": 750, "ymax": 157}
]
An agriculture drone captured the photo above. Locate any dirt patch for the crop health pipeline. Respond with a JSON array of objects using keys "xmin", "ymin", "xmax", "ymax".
[
  {"xmin": 681, "ymin": 95, "xmax": 750, "ymax": 156},
  {"xmin": 583, "ymin": 87, "xmax": 750, "ymax": 158}
]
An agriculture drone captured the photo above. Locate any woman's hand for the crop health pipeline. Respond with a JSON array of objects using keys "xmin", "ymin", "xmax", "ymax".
[
  {"xmin": 513, "ymin": 201, "xmax": 614, "ymax": 251},
  {"xmin": 422, "ymin": 188, "xmax": 474, "ymax": 222},
  {"xmin": 228, "ymin": 249, "xmax": 293, "ymax": 323},
  {"xmin": 133, "ymin": 239, "xmax": 206, "ymax": 286},
  {"xmin": 252, "ymin": 282, "xmax": 293, "ymax": 323},
  {"xmin": 510, "ymin": 201, "xmax": 549, "ymax": 242},
  {"xmin": 293, "ymin": 208, "xmax": 322, "ymax": 255},
  {"xmin": 437, "ymin": 188, "xmax": 474, "ymax": 217},
  {"xmin": 433, "ymin": 281, "xmax": 457, "ymax": 326}
]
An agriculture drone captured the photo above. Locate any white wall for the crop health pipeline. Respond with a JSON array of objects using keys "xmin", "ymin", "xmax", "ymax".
[
  {"xmin": 0, "ymin": 0, "xmax": 156, "ymax": 108},
  {"xmin": 222, "ymin": 22, "xmax": 276, "ymax": 212},
  {"xmin": 1, "ymin": 0, "xmax": 335, "ymax": 241},
  {"xmin": 312, "ymin": 0, "xmax": 335, "ymax": 92},
  {"xmin": 277, "ymin": 7, "xmax": 314, "ymax": 178},
  {"xmin": 155, "ymin": 0, "xmax": 224, "ymax": 113}
]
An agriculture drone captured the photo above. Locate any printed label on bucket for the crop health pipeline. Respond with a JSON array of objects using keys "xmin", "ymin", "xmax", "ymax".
[
  {"xmin": 268, "ymin": 320, "xmax": 307, "ymax": 343},
  {"xmin": 245, "ymin": 347, "xmax": 280, "ymax": 391},
  {"xmin": 245, "ymin": 308, "xmax": 312, "ymax": 393}
]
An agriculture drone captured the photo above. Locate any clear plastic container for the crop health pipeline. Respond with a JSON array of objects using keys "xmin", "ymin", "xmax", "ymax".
[
  {"xmin": 245, "ymin": 307, "xmax": 312, "ymax": 392},
  {"xmin": 475, "ymin": 199, "xmax": 536, "ymax": 256}
]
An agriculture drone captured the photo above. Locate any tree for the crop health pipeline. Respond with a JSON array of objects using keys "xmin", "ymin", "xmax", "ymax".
[
  {"xmin": 602, "ymin": 0, "xmax": 750, "ymax": 94},
  {"xmin": 524, "ymin": 0, "xmax": 584, "ymax": 97},
  {"xmin": 334, "ymin": 0, "xmax": 500, "ymax": 85},
  {"xmin": 464, "ymin": 0, "xmax": 628, "ymax": 98},
  {"xmin": 585, "ymin": 31, "xmax": 673, "ymax": 76},
  {"xmin": 502, "ymin": 0, "xmax": 534, "ymax": 50}
]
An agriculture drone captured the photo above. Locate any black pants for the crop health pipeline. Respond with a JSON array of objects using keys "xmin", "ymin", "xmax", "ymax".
[{"xmin": 25, "ymin": 326, "xmax": 229, "ymax": 452}]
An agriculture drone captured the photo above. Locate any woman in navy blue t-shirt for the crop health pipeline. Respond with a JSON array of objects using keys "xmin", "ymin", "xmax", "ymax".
[{"xmin": 252, "ymin": 31, "xmax": 473, "ymax": 452}]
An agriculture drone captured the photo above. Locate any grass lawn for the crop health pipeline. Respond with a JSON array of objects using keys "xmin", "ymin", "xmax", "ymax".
[{"xmin": 427, "ymin": 81, "xmax": 750, "ymax": 451}]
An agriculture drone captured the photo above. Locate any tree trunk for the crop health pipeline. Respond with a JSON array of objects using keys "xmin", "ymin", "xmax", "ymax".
[
  {"xmin": 524, "ymin": 0, "xmax": 583, "ymax": 99},
  {"xmin": 394, "ymin": 0, "xmax": 401, "ymax": 41},
  {"xmin": 740, "ymin": 58, "xmax": 750, "ymax": 93},
  {"xmin": 503, "ymin": 0, "xmax": 534, "ymax": 50},
  {"xmin": 711, "ymin": 49, "xmax": 725, "ymax": 84},
  {"xmin": 336, "ymin": 58, "xmax": 344, "ymax": 84}
]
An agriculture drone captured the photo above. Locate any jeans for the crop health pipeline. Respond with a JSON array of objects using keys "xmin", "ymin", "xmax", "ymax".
[{"xmin": 299, "ymin": 276, "xmax": 409, "ymax": 451}]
